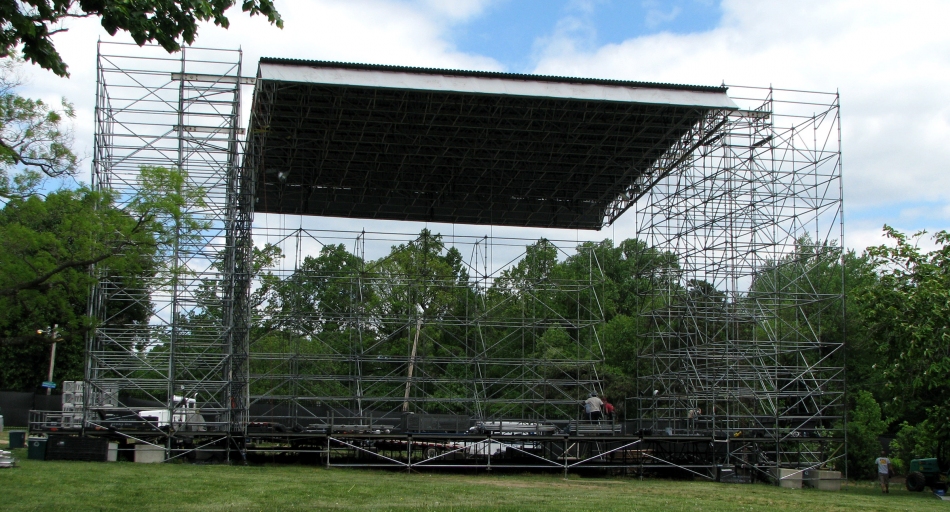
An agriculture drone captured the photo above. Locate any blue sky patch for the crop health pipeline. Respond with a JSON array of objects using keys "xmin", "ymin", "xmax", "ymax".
[{"xmin": 451, "ymin": 0, "xmax": 722, "ymax": 72}]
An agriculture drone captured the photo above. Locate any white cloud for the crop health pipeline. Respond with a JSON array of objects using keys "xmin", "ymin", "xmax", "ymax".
[
  {"xmin": 532, "ymin": 16, "xmax": 595, "ymax": 60},
  {"xmin": 205, "ymin": 0, "xmax": 502, "ymax": 70},
  {"xmin": 848, "ymin": 220, "xmax": 943, "ymax": 255},
  {"xmin": 529, "ymin": 0, "xmax": 950, "ymax": 249},
  {"xmin": 645, "ymin": 5, "xmax": 682, "ymax": 28},
  {"xmin": 17, "ymin": 0, "xmax": 503, "ymax": 186},
  {"xmin": 13, "ymin": 0, "xmax": 949, "ymax": 252},
  {"xmin": 568, "ymin": 0, "xmax": 601, "ymax": 15},
  {"xmin": 418, "ymin": 0, "xmax": 496, "ymax": 21}
]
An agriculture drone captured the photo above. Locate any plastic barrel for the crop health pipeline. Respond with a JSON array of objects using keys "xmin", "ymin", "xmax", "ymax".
[
  {"xmin": 8, "ymin": 431, "xmax": 26, "ymax": 449},
  {"xmin": 27, "ymin": 437, "xmax": 46, "ymax": 460}
]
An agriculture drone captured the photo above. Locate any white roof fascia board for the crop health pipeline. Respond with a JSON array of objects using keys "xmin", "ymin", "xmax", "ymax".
[{"xmin": 258, "ymin": 63, "xmax": 738, "ymax": 109}]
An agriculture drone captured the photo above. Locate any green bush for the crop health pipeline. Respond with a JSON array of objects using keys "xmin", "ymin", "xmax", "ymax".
[
  {"xmin": 888, "ymin": 421, "xmax": 937, "ymax": 475},
  {"xmin": 846, "ymin": 390, "xmax": 887, "ymax": 479}
]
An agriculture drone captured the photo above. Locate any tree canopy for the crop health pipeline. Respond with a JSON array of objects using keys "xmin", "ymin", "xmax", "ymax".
[
  {"xmin": 0, "ymin": 187, "xmax": 154, "ymax": 388},
  {"xmin": 1, "ymin": 0, "xmax": 283, "ymax": 76},
  {"xmin": 0, "ymin": 58, "xmax": 76, "ymax": 200},
  {"xmin": 0, "ymin": 165, "xmax": 207, "ymax": 390},
  {"xmin": 859, "ymin": 227, "xmax": 950, "ymax": 456}
]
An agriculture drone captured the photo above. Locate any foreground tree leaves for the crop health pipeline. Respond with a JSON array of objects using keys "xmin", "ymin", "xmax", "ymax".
[
  {"xmin": 0, "ymin": 1, "xmax": 283, "ymax": 77},
  {"xmin": 860, "ymin": 226, "xmax": 950, "ymax": 458},
  {"xmin": 0, "ymin": 58, "xmax": 77, "ymax": 199}
]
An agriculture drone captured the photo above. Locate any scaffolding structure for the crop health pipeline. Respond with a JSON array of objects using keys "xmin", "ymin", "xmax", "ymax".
[
  {"xmin": 634, "ymin": 86, "xmax": 845, "ymax": 479},
  {"xmin": 85, "ymin": 43, "xmax": 248, "ymax": 453},
  {"xmin": 243, "ymin": 228, "xmax": 607, "ymax": 428},
  {"xmin": 75, "ymin": 44, "xmax": 843, "ymax": 478}
]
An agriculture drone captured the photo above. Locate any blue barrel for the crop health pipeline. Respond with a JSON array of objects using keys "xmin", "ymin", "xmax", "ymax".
[{"xmin": 9, "ymin": 431, "xmax": 26, "ymax": 449}]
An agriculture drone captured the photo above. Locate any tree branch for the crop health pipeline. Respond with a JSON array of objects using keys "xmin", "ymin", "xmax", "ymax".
[
  {"xmin": 0, "ymin": 137, "xmax": 62, "ymax": 177},
  {"xmin": 0, "ymin": 211, "xmax": 155, "ymax": 297},
  {"xmin": 0, "ymin": 250, "xmax": 120, "ymax": 297},
  {"xmin": 0, "ymin": 333, "xmax": 60, "ymax": 347}
]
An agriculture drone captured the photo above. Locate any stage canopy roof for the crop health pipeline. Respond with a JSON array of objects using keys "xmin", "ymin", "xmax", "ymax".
[{"xmin": 248, "ymin": 59, "xmax": 737, "ymax": 230}]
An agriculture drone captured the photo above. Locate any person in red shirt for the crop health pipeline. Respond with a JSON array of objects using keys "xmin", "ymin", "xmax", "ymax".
[{"xmin": 602, "ymin": 399, "xmax": 615, "ymax": 421}]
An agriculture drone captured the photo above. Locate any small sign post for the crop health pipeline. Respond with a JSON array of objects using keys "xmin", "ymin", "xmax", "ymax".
[{"xmin": 41, "ymin": 381, "xmax": 56, "ymax": 389}]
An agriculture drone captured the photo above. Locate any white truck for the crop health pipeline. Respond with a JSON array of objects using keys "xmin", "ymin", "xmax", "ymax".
[{"xmin": 139, "ymin": 395, "xmax": 206, "ymax": 432}]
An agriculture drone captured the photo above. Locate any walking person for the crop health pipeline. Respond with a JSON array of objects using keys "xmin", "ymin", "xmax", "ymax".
[{"xmin": 875, "ymin": 450, "xmax": 893, "ymax": 493}]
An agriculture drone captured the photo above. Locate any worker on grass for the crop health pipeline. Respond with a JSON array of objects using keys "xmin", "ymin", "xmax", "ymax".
[{"xmin": 875, "ymin": 450, "xmax": 893, "ymax": 494}]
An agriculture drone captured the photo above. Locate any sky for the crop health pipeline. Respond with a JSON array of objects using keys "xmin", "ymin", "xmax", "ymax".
[{"xmin": 20, "ymin": 0, "xmax": 950, "ymax": 253}]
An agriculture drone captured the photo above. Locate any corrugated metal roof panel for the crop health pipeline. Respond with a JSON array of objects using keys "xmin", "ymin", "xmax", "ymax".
[{"xmin": 257, "ymin": 57, "xmax": 727, "ymax": 94}]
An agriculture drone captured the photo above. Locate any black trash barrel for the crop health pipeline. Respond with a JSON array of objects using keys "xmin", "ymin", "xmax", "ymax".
[
  {"xmin": 8, "ymin": 431, "xmax": 26, "ymax": 449},
  {"xmin": 27, "ymin": 437, "xmax": 47, "ymax": 460}
]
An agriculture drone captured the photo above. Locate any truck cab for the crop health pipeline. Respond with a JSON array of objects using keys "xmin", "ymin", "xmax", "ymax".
[{"xmin": 139, "ymin": 395, "xmax": 206, "ymax": 432}]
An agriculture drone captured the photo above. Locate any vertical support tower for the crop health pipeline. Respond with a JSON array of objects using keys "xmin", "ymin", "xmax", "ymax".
[
  {"xmin": 87, "ymin": 43, "xmax": 249, "ymax": 445},
  {"xmin": 636, "ymin": 87, "xmax": 845, "ymax": 478}
]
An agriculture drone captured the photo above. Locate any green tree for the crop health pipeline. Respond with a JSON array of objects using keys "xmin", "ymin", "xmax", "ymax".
[
  {"xmin": 561, "ymin": 238, "xmax": 680, "ymax": 413},
  {"xmin": 0, "ymin": 188, "xmax": 154, "ymax": 389},
  {"xmin": 0, "ymin": 57, "xmax": 76, "ymax": 200},
  {"xmin": 254, "ymin": 243, "xmax": 366, "ymax": 374},
  {"xmin": 889, "ymin": 420, "xmax": 938, "ymax": 475},
  {"xmin": 286, "ymin": 243, "xmax": 369, "ymax": 334},
  {"xmin": 0, "ymin": 166, "xmax": 205, "ymax": 390},
  {"xmin": 0, "ymin": 0, "xmax": 283, "ymax": 77},
  {"xmin": 365, "ymin": 230, "xmax": 471, "ymax": 408},
  {"xmin": 370, "ymin": 229, "xmax": 468, "ymax": 320},
  {"xmin": 845, "ymin": 390, "xmax": 888, "ymax": 479},
  {"xmin": 0, "ymin": 165, "xmax": 200, "ymax": 298},
  {"xmin": 747, "ymin": 236, "xmax": 846, "ymax": 348},
  {"xmin": 489, "ymin": 238, "xmax": 567, "ymax": 365},
  {"xmin": 839, "ymin": 250, "xmax": 883, "ymax": 399},
  {"xmin": 860, "ymin": 226, "xmax": 950, "ymax": 455}
]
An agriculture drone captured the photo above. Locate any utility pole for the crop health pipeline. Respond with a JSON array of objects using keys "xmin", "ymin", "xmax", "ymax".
[
  {"xmin": 403, "ymin": 317, "xmax": 423, "ymax": 413},
  {"xmin": 42, "ymin": 324, "xmax": 59, "ymax": 395}
]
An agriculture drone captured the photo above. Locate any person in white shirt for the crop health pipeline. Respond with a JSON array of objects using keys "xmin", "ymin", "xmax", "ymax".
[
  {"xmin": 584, "ymin": 392, "xmax": 604, "ymax": 422},
  {"xmin": 875, "ymin": 450, "xmax": 892, "ymax": 493}
]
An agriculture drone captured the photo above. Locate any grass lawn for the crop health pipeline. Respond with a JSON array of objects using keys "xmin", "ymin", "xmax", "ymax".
[{"xmin": 1, "ymin": 448, "xmax": 943, "ymax": 511}]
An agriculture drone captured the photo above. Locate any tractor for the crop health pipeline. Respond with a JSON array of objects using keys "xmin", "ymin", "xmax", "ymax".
[{"xmin": 905, "ymin": 458, "xmax": 949, "ymax": 493}]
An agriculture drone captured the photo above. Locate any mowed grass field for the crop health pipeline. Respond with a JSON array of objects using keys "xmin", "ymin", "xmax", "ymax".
[{"xmin": 1, "ymin": 446, "xmax": 944, "ymax": 512}]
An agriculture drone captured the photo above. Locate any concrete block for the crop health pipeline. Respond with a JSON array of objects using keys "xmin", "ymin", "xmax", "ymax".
[
  {"xmin": 803, "ymin": 469, "xmax": 842, "ymax": 490},
  {"xmin": 816, "ymin": 470, "xmax": 841, "ymax": 491},
  {"xmin": 773, "ymin": 467, "xmax": 803, "ymax": 488},
  {"xmin": 134, "ymin": 443, "xmax": 165, "ymax": 463}
]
